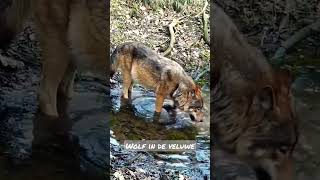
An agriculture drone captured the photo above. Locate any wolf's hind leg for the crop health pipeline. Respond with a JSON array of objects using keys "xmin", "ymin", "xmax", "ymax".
[{"xmin": 122, "ymin": 72, "xmax": 133, "ymax": 99}]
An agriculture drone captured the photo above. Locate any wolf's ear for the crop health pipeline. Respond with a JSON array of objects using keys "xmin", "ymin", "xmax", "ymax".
[{"xmin": 254, "ymin": 86, "xmax": 274, "ymax": 111}]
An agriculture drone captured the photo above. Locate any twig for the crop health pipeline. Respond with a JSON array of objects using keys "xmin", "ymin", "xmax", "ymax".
[{"xmin": 162, "ymin": 19, "xmax": 182, "ymax": 57}]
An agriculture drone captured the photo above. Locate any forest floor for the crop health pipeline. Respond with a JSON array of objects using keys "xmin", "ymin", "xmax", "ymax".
[{"xmin": 111, "ymin": 0, "xmax": 210, "ymax": 86}]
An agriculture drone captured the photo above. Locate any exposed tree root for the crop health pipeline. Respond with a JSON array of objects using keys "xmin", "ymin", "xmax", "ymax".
[
  {"xmin": 272, "ymin": 19, "xmax": 320, "ymax": 63},
  {"xmin": 162, "ymin": 19, "xmax": 182, "ymax": 57}
]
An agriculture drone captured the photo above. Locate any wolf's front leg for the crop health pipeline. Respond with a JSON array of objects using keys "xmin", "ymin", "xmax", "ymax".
[
  {"xmin": 153, "ymin": 94, "xmax": 164, "ymax": 122},
  {"xmin": 155, "ymin": 94, "xmax": 165, "ymax": 113}
]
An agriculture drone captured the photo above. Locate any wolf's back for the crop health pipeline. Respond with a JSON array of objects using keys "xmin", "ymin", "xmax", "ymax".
[{"xmin": 0, "ymin": 0, "xmax": 31, "ymax": 49}]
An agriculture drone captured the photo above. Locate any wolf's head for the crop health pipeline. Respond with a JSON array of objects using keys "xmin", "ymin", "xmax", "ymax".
[
  {"xmin": 173, "ymin": 84, "xmax": 204, "ymax": 122},
  {"xmin": 235, "ymin": 69, "xmax": 299, "ymax": 180}
]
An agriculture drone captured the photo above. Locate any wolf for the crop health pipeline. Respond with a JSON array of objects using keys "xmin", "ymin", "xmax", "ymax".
[
  {"xmin": 0, "ymin": 0, "xmax": 109, "ymax": 117},
  {"xmin": 110, "ymin": 42, "xmax": 204, "ymax": 122},
  {"xmin": 212, "ymin": 3, "xmax": 298, "ymax": 180}
]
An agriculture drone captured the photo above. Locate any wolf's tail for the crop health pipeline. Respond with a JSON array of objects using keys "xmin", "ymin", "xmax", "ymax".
[{"xmin": 0, "ymin": 0, "xmax": 31, "ymax": 49}]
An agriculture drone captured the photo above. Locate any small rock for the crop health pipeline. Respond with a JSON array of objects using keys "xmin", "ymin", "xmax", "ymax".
[
  {"xmin": 110, "ymin": 137, "xmax": 119, "ymax": 146},
  {"xmin": 113, "ymin": 171, "xmax": 125, "ymax": 180}
]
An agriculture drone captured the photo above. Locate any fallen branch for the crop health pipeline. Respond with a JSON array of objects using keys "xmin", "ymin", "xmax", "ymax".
[
  {"xmin": 272, "ymin": 18, "xmax": 320, "ymax": 63},
  {"xmin": 162, "ymin": 19, "xmax": 182, "ymax": 57}
]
